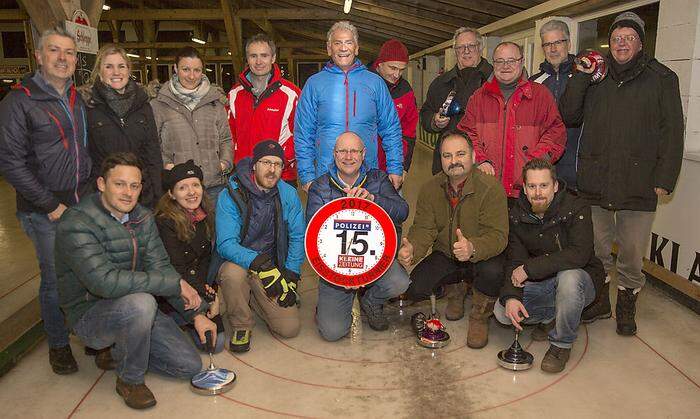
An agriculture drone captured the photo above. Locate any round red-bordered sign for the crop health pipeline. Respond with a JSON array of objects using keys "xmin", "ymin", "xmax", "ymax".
[{"xmin": 306, "ymin": 197, "xmax": 397, "ymax": 288}]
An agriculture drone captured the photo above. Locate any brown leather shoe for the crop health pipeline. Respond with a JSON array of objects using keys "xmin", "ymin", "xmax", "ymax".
[
  {"xmin": 116, "ymin": 377, "xmax": 157, "ymax": 409},
  {"xmin": 49, "ymin": 345, "xmax": 78, "ymax": 375},
  {"xmin": 540, "ymin": 344, "xmax": 571, "ymax": 373},
  {"xmin": 531, "ymin": 320, "xmax": 555, "ymax": 342},
  {"xmin": 467, "ymin": 290, "xmax": 496, "ymax": 349},
  {"xmin": 445, "ymin": 282, "xmax": 469, "ymax": 321},
  {"xmin": 95, "ymin": 348, "xmax": 116, "ymax": 371}
]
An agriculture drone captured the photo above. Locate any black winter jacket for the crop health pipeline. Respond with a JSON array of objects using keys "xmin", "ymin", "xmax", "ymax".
[
  {"xmin": 0, "ymin": 72, "xmax": 91, "ymax": 213},
  {"xmin": 83, "ymin": 82, "xmax": 163, "ymax": 208},
  {"xmin": 530, "ymin": 55, "xmax": 582, "ymax": 190},
  {"xmin": 559, "ymin": 53, "xmax": 684, "ymax": 211},
  {"xmin": 419, "ymin": 59, "xmax": 493, "ymax": 174},
  {"xmin": 500, "ymin": 186, "xmax": 605, "ymax": 304}
]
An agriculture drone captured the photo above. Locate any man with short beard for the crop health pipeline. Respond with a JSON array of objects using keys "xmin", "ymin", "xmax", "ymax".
[
  {"xmin": 55, "ymin": 152, "xmax": 214, "ymax": 409},
  {"xmin": 0, "ymin": 25, "xmax": 91, "ymax": 375},
  {"xmin": 559, "ymin": 12, "xmax": 684, "ymax": 335},
  {"xmin": 420, "ymin": 27, "xmax": 493, "ymax": 175},
  {"xmin": 494, "ymin": 158, "xmax": 604, "ymax": 373},
  {"xmin": 398, "ymin": 131, "xmax": 508, "ymax": 349},
  {"xmin": 216, "ymin": 140, "xmax": 305, "ymax": 353},
  {"xmin": 307, "ymin": 132, "xmax": 409, "ymax": 340}
]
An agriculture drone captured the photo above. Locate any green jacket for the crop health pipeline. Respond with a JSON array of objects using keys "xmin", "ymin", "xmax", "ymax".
[
  {"xmin": 407, "ymin": 169, "xmax": 508, "ymax": 264},
  {"xmin": 56, "ymin": 193, "xmax": 205, "ymax": 328}
]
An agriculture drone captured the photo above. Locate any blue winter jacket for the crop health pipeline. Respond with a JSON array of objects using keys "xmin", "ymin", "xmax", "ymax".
[
  {"xmin": 294, "ymin": 60, "xmax": 404, "ymax": 185},
  {"xmin": 530, "ymin": 55, "xmax": 582, "ymax": 190},
  {"xmin": 306, "ymin": 164, "xmax": 409, "ymax": 242},
  {"xmin": 216, "ymin": 158, "xmax": 305, "ymax": 274}
]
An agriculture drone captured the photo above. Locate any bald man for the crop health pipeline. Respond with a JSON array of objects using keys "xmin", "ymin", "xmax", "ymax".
[{"xmin": 306, "ymin": 132, "xmax": 409, "ymax": 341}]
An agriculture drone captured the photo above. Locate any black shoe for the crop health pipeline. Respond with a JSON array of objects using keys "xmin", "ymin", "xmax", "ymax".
[
  {"xmin": 360, "ymin": 298, "xmax": 389, "ymax": 331},
  {"xmin": 49, "ymin": 345, "xmax": 78, "ymax": 375},
  {"xmin": 581, "ymin": 282, "xmax": 612, "ymax": 324},
  {"xmin": 229, "ymin": 330, "xmax": 251, "ymax": 353},
  {"xmin": 616, "ymin": 288, "xmax": 638, "ymax": 336}
]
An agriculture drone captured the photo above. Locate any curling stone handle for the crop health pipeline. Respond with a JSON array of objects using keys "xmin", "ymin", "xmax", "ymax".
[{"xmin": 205, "ymin": 330, "xmax": 215, "ymax": 354}]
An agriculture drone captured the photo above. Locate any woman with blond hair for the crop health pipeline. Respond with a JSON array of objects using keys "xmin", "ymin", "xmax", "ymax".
[
  {"xmin": 82, "ymin": 44, "xmax": 163, "ymax": 208},
  {"xmin": 155, "ymin": 160, "xmax": 225, "ymax": 353}
]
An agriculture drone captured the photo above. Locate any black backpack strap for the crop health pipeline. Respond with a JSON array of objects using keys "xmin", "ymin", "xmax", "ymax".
[{"xmin": 226, "ymin": 178, "xmax": 252, "ymax": 240}]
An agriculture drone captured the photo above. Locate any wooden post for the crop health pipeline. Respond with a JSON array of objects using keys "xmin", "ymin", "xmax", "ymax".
[{"xmin": 220, "ymin": 0, "xmax": 243, "ymax": 73}]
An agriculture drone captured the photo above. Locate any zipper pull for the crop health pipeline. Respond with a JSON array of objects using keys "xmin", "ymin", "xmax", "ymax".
[{"xmin": 120, "ymin": 118, "xmax": 125, "ymax": 127}]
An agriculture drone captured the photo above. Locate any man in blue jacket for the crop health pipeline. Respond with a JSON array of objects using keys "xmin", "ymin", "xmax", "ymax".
[
  {"xmin": 0, "ymin": 26, "xmax": 91, "ymax": 375},
  {"xmin": 307, "ymin": 131, "xmax": 410, "ymax": 341},
  {"xmin": 530, "ymin": 19, "xmax": 581, "ymax": 190},
  {"xmin": 295, "ymin": 21, "xmax": 404, "ymax": 192},
  {"xmin": 217, "ymin": 140, "xmax": 305, "ymax": 353}
]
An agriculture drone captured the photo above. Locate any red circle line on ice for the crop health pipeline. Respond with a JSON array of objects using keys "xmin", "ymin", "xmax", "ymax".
[{"xmin": 305, "ymin": 197, "xmax": 397, "ymax": 288}]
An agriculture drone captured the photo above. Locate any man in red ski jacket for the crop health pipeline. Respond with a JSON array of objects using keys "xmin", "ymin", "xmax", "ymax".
[
  {"xmin": 371, "ymin": 39, "xmax": 419, "ymax": 176},
  {"xmin": 457, "ymin": 42, "xmax": 565, "ymax": 200},
  {"xmin": 228, "ymin": 33, "xmax": 301, "ymax": 184}
]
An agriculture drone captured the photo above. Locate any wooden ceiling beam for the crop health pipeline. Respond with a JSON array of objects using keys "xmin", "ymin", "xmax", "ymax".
[
  {"xmin": 99, "ymin": 8, "xmax": 344, "ymax": 21},
  {"xmin": 350, "ymin": 0, "xmax": 485, "ymax": 28}
]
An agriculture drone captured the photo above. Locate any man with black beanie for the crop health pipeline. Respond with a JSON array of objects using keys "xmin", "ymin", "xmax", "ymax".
[{"xmin": 559, "ymin": 11, "xmax": 684, "ymax": 335}]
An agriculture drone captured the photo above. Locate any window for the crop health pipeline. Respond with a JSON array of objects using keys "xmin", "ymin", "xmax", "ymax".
[
  {"xmin": 2, "ymin": 32, "xmax": 27, "ymax": 58},
  {"xmin": 577, "ymin": 3, "xmax": 659, "ymax": 57}
]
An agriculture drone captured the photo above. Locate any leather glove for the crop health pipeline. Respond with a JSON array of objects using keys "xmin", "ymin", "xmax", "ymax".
[
  {"xmin": 277, "ymin": 269, "xmax": 300, "ymax": 308},
  {"xmin": 250, "ymin": 254, "xmax": 284, "ymax": 299}
]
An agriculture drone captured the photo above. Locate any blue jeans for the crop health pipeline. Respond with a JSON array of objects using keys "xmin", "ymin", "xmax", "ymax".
[
  {"xmin": 17, "ymin": 211, "xmax": 69, "ymax": 348},
  {"xmin": 317, "ymin": 260, "xmax": 409, "ymax": 341},
  {"xmin": 72, "ymin": 293, "xmax": 202, "ymax": 384},
  {"xmin": 494, "ymin": 269, "xmax": 596, "ymax": 349}
]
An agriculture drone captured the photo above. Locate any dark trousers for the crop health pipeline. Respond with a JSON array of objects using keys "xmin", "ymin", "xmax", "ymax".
[{"xmin": 406, "ymin": 251, "xmax": 505, "ymax": 301}]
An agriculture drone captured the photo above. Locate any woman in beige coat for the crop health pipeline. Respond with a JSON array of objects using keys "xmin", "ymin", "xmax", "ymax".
[{"xmin": 150, "ymin": 47, "xmax": 233, "ymax": 201}]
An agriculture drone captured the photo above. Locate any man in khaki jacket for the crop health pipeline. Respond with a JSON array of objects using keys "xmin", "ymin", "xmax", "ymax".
[{"xmin": 398, "ymin": 131, "xmax": 508, "ymax": 349}]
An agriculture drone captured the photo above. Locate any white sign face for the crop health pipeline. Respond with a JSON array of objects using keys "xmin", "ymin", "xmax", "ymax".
[{"xmin": 65, "ymin": 21, "xmax": 98, "ymax": 54}]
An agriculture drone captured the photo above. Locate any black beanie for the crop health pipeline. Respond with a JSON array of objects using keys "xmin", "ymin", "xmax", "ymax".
[
  {"xmin": 609, "ymin": 11, "xmax": 645, "ymax": 42},
  {"xmin": 252, "ymin": 140, "xmax": 285, "ymax": 166},
  {"xmin": 164, "ymin": 159, "xmax": 204, "ymax": 191}
]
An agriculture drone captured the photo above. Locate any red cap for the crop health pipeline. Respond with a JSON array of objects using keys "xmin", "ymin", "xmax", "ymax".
[{"xmin": 374, "ymin": 39, "xmax": 409, "ymax": 67}]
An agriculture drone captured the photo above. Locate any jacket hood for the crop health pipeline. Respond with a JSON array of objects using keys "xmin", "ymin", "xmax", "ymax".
[
  {"xmin": 514, "ymin": 178, "xmax": 569, "ymax": 222},
  {"xmin": 607, "ymin": 51, "xmax": 652, "ymax": 83},
  {"xmin": 72, "ymin": 192, "xmax": 151, "ymax": 225},
  {"xmin": 538, "ymin": 54, "xmax": 576, "ymax": 75},
  {"xmin": 14, "ymin": 71, "xmax": 76, "ymax": 102},
  {"xmin": 231, "ymin": 157, "xmax": 280, "ymax": 198}
]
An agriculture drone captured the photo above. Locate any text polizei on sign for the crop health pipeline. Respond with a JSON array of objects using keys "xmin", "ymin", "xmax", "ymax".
[{"xmin": 305, "ymin": 197, "xmax": 398, "ymax": 288}]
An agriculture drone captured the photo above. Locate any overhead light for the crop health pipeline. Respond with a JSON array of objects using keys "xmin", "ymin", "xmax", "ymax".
[
  {"xmin": 102, "ymin": 4, "xmax": 111, "ymax": 11},
  {"xmin": 205, "ymin": 68, "xmax": 212, "ymax": 72},
  {"xmin": 126, "ymin": 53, "xmax": 140, "ymax": 58},
  {"xmin": 145, "ymin": 56, "xmax": 152, "ymax": 60},
  {"xmin": 155, "ymin": 57, "xmax": 159, "ymax": 60},
  {"xmin": 191, "ymin": 37, "xmax": 206, "ymax": 45},
  {"xmin": 600, "ymin": 44, "xmax": 609, "ymax": 48},
  {"xmin": 3, "ymin": 79, "xmax": 14, "ymax": 83},
  {"xmin": 227, "ymin": 51, "xmax": 232, "ymax": 56},
  {"xmin": 344, "ymin": 0, "xmax": 352, "ymax": 14},
  {"xmin": 225, "ymin": 72, "xmax": 231, "ymax": 76}
]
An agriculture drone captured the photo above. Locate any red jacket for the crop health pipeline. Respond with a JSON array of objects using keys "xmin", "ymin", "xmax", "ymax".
[
  {"xmin": 375, "ymin": 76, "xmax": 419, "ymax": 172},
  {"xmin": 227, "ymin": 64, "xmax": 301, "ymax": 181},
  {"xmin": 457, "ymin": 76, "xmax": 565, "ymax": 198}
]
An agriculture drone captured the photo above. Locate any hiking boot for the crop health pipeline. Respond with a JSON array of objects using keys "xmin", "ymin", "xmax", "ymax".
[
  {"xmin": 360, "ymin": 298, "xmax": 389, "ymax": 331},
  {"xmin": 467, "ymin": 290, "xmax": 496, "ymax": 349},
  {"xmin": 229, "ymin": 330, "xmax": 251, "ymax": 353},
  {"xmin": 116, "ymin": 377, "xmax": 156, "ymax": 409},
  {"xmin": 540, "ymin": 344, "xmax": 571, "ymax": 373},
  {"xmin": 49, "ymin": 345, "xmax": 78, "ymax": 375},
  {"xmin": 616, "ymin": 287, "xmax": 638, "ymax": 336},
  {"xmin": 531, "ymin": 320, "xmax": 555, "ymax": 341},
  {"xmin": 95, "ymin": 348, "xmax": 116, "ymax": 370},
  {"xmin": 581, "ymin": 281, "xmax": 612, "ymax": 324},
  {"xmin": 445, "ymin": 282, "xmax": 469, "ymax": 321}
]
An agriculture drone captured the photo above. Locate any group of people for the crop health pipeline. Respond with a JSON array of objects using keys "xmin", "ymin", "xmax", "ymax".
[{"xmin": 0, "ymin": 11, "xmax": 683, "ymax": 410}]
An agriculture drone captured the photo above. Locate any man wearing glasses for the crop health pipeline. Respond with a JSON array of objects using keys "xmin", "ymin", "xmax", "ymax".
[
  {"xmin": 420, "ymin": 27, "xmax": 493, "ymax": 175},
  {"xmin": 531, "ymin": 19, "xmax": 581, "ymax": 191},
  {"xmin": 457, "ymin": 41, "xmax": 566, "ymax": 205},
  {"xmin": 307, "ymin": 131, "xmax": 409, "ymax": 341},
  {"xmin": 560, "ymin": 12, "xmax": 684, "ymax": 335},
  {"xmin": 216, "ymin": 140, "xmax": 305, "ymax": 353}
]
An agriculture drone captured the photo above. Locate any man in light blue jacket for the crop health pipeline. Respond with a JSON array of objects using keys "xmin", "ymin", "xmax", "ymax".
[{"xmin": 295, "ymin": 21, "xmax": 404, "ymax": 192}]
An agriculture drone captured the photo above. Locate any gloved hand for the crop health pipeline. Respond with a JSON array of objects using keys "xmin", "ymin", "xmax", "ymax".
[
  {"xmin": 276, "ymin": 269, "xmax": 300, "ymax": 308},
  {"xmin": 250, "ymin": 254, "xmax": 285, "ymax": 299}
]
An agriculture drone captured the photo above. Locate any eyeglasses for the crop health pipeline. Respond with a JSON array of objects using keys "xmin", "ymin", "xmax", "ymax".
[
  {"xmin": 334, "ymin": 148, "xmax": 364, "ymax": 156},
  {"xmin": 611, "ymin": 34, "xmax": 638, "ymax": 44},
  {"xmin": 493, "ymin": 57, "xmax": 523, "ymax": 67},
  {"xmin": 542, "ymin": 39, "xmax": 568, "ymax": 48},
  {"xmin": 257, "ymin": 159, "xmax": 284, "ymax": 170},
  {"xmin": 454, "ymin": 43, "xmax": 480, "ymax": 53}
]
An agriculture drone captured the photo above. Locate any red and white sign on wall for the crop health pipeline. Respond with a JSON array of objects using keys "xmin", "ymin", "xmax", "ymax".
[
  {"xmin": 306, "ymin": 197, "xmax": 397, "ymax": 288},
  {"xmin": 65, "ymin": 10, "xmax": 98, "ymax": 54}
]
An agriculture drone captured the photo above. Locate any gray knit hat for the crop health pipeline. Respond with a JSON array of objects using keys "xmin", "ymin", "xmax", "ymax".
[{"xmin": 609, "ymin": 11, "xmax": 645, "ymax": 41}]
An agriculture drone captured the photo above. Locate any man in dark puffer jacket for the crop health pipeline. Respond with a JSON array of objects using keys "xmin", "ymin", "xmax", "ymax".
[
  {"xmin": 307, "ymin": 131, "xmax": 409, "ymax": 341},
  {"xmin": 494, "ymin": 159, "xmax": 604, "ymax": 373},
  {"xmin": 56, "ymin": 153, "xmax": 216, "ymax": 410}
]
